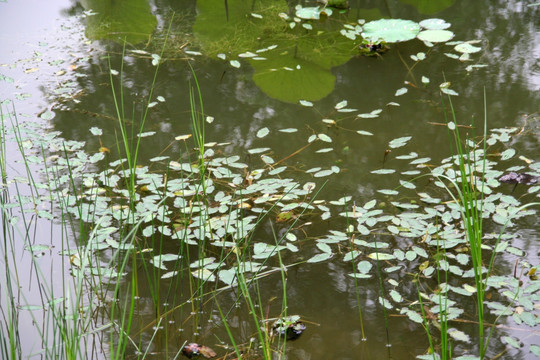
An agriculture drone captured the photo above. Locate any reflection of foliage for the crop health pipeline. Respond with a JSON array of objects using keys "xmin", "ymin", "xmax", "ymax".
[
  {"xmin": 80, "ymin": 0, "xmax": 157, "ymax": 44},
  {"xmin": 251, "ymin": 56, "xmax": 337, "ymax": 103},
  {"xmin": 193, "ymin": 0, "xmax": 360, "ymax": 102},
  {"xmin": 193, "ymin": 0, "xmax": 289, "ymax": 58},
  {"xmin": 398, "ymin": 0, "xmax": 455, "ymax": 15}
]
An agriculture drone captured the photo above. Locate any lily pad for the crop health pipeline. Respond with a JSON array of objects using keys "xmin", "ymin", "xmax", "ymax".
[
  {"xmin": 454, "ymin": 42, "xmax": 482, "ymax": 54},
  {"xmin": 295, "ymin": 6, "xmax": 333, "ymax": 20},
  {"xmin": 419, "ymin": 18, "xmax": 451, "ymax": 30},
  {"xmin": 417, "ymin": 29, "xmax": 454, "ymax": 43},
  {"xmin": 362, "ymin": 19, "xmax": 421, "ymax": 43}
]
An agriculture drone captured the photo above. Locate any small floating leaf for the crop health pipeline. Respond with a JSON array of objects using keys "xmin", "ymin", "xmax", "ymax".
[
  {"xmin": 441, "ymin": 87, "xmax": 459, "ymax": 96},
  {"xmin": 357, "ymin": 130, "xmax": 374, "ymax": 136},
  {"xmin": 357, "ymin": 260, "xmax": 373, "ymax": 273},
  {"xmin": 318, "ymin": 134, "xmax": 332, "ymax": 142},
  {"xmin": 395, "ymin": 87, "xmax": 408, "ymax": 96},
  {"xmin": 371, "ymin": 169, "xmax": 396, "ymax": 174},
  {"xmin": 299, "ymin": 100, "xmax": 313, "ymax": 107},
  {"xmin": 455, "ymin": 42, "xmax": 482, "ymax": 54},
  {"xmin": 335, "ymin": 100, "xmax": 348, "ymax": 109},
  {"xmin": 307, "ymin": 252, "xmax": 332, "ymax": 263},
  {"xmin": 230, "ymin": 60, "xmax": 241, "ymax": 68},
  {"xmin": 449, "ymin": 329, "xmax": 470, "ymax": 343},
  {"xmin": 256, "ymin": 127, "xmax": 270, "ymax": 138},
  {"xmin": 389, "ymin": 136, "xmax": 412, "ymax": 148},
  {"xmin": 279, "ymin": 128, "xmax": 298, "ymax": 133},
  {"xmin": 501, "ymin": 148, "xmax": 516, "ymax": 160},
  {"xmin": 90, "ymin": 127, "xmax": 102, "ymax": 136},
  {"xmin": 368, "ymin": 252, "xmax": 395, "ymax": 260}
]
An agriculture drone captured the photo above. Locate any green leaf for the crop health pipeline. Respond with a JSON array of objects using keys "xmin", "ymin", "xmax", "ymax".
[
  {"xmin": 368, "ymin": 252, "xmax": 395, "ymax": 260},
  {"xmin": 417, "ymin": 29, "xmax": 454, "ymax": 43},
  {"xmin": 371, "ymin": 169, "xmax": 396, "ymax": 174},
  {"xmin": 307, "ymin": 252, "xmax": 332, "ymax": 263},
  {"xmin": 501, "ymin": 148, "xmax": 516, "ymax": 160},
  {"xmin": 357, "ymin": 260, "xmax": 373, "ymax": 273},
  {"xmin": 316, "ymin": 242, "xmax": 332, "ymax": 254},
  {"xmin": 362, "ymin": 19, "xmax": 420, "ymax": 43},
  {"xmin": 455, "ymin": 42, "xmax": 482, "ymax": 54},
  {"xmin": 502, "ymin": 336, "xmax": 521, "ymax": 349},
  {"xmin": 256, "ymin": 127, "xmax": 270, "ymax": 138},
  {"xmin": 295, "ymin": 6, "xmax": 332, "ymax": 20},
  {"xmin": 419, "ymin": 18, "xmax": 451, "ymax": 30},
  {"xmin": 389, "ymin": 289, "xmax": 403, "ymax": 303},
  {"xmin": 530, "ymin": 345, "xmax": 540, "ymax": 356},
  {"xmin": 395, "ymin": 87, "xmax": 408, "ymax": 96},
  {"xmin": 449, "ymin": 329, "xmax": 470, "ymax": 342},
  {"xmin": 389, "ymin": 136, "xmax": 412, "ymax": 148}
]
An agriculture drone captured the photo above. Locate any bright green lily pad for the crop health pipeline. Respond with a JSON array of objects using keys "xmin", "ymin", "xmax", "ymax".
[
  {"xmin": 417, "ymin": 29, "xmax": 454, "ymax": 43},
  {"xmin": 362, "ymin": 19, "xmax": 420, "ymax": 43}
]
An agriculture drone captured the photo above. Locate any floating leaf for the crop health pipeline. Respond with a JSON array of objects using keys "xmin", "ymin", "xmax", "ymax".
[
  {"xmin": 230, "ymin": 60, "xmax": 241, "ymax": 68},
  {"xmin": 357, "ymin": 130, "xmax": 374, "ymax": 136},
  {"xmin": 455, "ymin": 42, "xmax": 482, "ymax": 54},
  {"xmin": 449, "ymin": 329, "xmax": 470, "ymax": 343},
  {"xmin": 417, "ymin": 29, "xmax": 454, "ymax": 43},
  {"xmin": 501, "ymin": 148, "xmax": 516, "ymax": 160},
  {"xmin": 256, "ymin": 127, "xmax": 270, "ymax": 138},
  {"xmin": 279, "ymin": 128, "xmax": 298, "ymax": 133},
  {"xmin": 335, "ymin": 100, "xmax": 348, "ymax": 109},
  {"xmin": 318, "ymin": 134, "xmax": 332, "ymax": 142},
  {"xmin": 419, "ymin": 18, "xmax": 451, "ymax": 30},
  {"xmin": 295, "ymin": 6, "xmax": 332, "ymax": 20},
  {"xmin": 395, "ymin": 87, "xmax": 408, "ymax": 96},
  {"xmin": 307, "ymin": 252, "xmax": 332, "ymax": 263},
  {"xmin": 389, "ymin": 289, "xmax": 403, "ymax": 303},
  {"xmin": 89, "ymin": 127, "xmax": 102, "ymax": 136},
  {"xmin": 441, "ymin": 87, "xmax": 459, "ymax": 96},
  {"xmin": 368, "ymin": 252, "xmax": 395, "ymax": 260},
  {"xmin": 502, "ymin": 336, "xmax": 521, "ymax": 349},
  {"xmin": 371, "ymin": 169, "xmax": 396, "ymax": 174},
  {"xmin": 389, "ymin": 136, "xmax": 412, "ymax": 148},
  {"xmin": 362, "ymin": 19, "xmax": 421, "ymax": 43}
]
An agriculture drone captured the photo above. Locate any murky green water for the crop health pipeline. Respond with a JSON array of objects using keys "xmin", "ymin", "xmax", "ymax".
[{"xmin": 1, "ymin": 1, "xmax": 539, "ymax": 359}]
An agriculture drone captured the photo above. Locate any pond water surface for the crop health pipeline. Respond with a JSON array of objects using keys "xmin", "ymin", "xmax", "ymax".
[{"xmin": 1, "ymin": 1, "xmax": 540, "ymax": 359}]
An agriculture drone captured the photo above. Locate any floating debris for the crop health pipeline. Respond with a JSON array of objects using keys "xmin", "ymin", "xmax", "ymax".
[
  {"xmin": 499, "ymin": 172, "xmax": 539, "ymax": 185},
  {"xmin": 272, "ymin": 315, "xmax": 306, "ymax": 340},
  {"xmin": 182, "ymin": 343, "xmax": 217, "ymax": 359}
]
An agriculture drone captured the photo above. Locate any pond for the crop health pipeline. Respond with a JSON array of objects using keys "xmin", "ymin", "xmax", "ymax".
[{"xmin": 1, "ymin": 0, "xmax": 539, "ymax": 359}]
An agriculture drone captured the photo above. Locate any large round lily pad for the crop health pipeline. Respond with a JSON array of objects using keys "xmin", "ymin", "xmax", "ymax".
[
  {"xmin": 362, "ymin": 19, "xmax": 421, "ymax": 43},
  {"xmin": 417, "ymin": 29, "xmax": 454, "ymax": 43}
]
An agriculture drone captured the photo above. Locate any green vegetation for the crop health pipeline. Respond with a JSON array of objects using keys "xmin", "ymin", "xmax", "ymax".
[{"xmin": 1, "ymin": 2, "xmax": 540, "ymax": 360}]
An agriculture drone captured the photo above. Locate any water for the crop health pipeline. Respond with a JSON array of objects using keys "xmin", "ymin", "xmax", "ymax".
[{"xmin": 1, "ymin": 0, "xmax": 539, "ymax": 359}]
